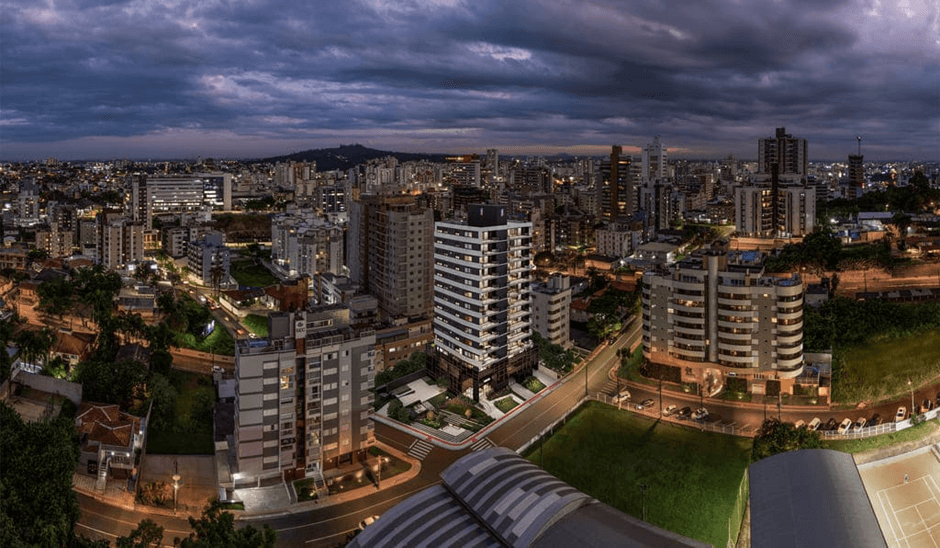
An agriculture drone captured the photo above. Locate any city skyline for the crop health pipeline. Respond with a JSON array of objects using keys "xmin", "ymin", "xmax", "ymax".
[{"xmin": 2, "ymin": 0, "xmax": 938, "ymax": 161}]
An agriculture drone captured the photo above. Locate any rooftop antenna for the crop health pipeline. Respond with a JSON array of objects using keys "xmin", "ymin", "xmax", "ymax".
[{"xmin": 856, "ymin": 135, "xmax": 862, "ymax": 156}]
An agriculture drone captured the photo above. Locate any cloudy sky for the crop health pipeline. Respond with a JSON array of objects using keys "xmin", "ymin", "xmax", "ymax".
[{"xmin": 1, "ymin": 0, "xmax": 938, "ymax": 161}]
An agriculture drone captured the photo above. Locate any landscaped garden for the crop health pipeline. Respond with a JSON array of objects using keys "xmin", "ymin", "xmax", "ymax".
[
  {"xmin": 836, "ymin": 328, "xmax": 940, "ymax": 404},
  {"xmin": 495, "ymin": 396, "xmax": 519, "ymax": 413},
  {"xmin": 524, "ymin": 401, "xmax": 751, "ymax": 548},
  {"xmin": 230, "ymin": 259, "xmax": 278, "ymax": 288},
  {"xmin": 522, "ymin": 376, "xmax": 545, "ymax": 393}
]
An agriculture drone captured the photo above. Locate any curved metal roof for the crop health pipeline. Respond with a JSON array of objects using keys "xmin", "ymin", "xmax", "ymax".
[
  {"xmin": 749, "ymin": 448, "xmax": 887, "ymax": 548},
  {"xmin": 441, "ymin": 447, "xmax": 593, "ymax": 548}
]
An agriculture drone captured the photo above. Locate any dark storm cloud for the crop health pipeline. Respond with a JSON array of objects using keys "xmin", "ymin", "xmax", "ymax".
[{"xmin": 0, "ymin": 0, "xmax": 937, "ymax": 159}]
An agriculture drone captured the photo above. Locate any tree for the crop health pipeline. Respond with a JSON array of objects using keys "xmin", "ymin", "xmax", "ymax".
[
  {"xmin": 116, "ymin": 519, "xmax": 164, "ymax": 548},
  {"xmin": 73, "ymin": 359, "xmax": 149, "ymax": 407},
  {"xmin": 37, "ymin": 277, "xmax": 74, "ymax": 318},
  {"xmin": 751, "ymin": 418, "xmax": 823, "ymax": 461},
  {"xmin": 177, "ymin": 501, "xmax": 275, "ymax": 548},
  {"xmin": 0, "ymin": 401, "xmax": 80, "ymax": 548},
  {"xmin": 147, "ymin": 373, "xmax": 178, "ymax": 431},
  {"xmin": 209, "ymin": 264, "xmax": 226, "ymax": 295}
]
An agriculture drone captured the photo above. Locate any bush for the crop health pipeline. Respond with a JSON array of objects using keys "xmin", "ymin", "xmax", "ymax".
[
  {"xmin": 138, "ymin": 481, "xmax": 172, "ymax": 507},
  {"xmin": 375, "ymin": 352, "xmax": 427, "ymax": 388}
]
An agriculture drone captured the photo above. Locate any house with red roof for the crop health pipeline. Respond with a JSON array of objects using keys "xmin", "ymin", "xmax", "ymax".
[{"xmin": 75, "ymin": 402, "xmax": 146, "ymax": 490}]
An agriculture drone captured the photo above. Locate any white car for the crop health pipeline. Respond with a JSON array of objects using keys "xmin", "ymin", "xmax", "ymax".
[
  {"xmin": 897, "ymin": 407, "xmax": 907, "ymax": 422},
  {"xmin": 612, "ymin": 390, "xmax": 631, "ymax": 404},
  {"xmin": 807, "ymin": 417, "xmax": 821, "ymax": 431},
  {"xmin": 837, "ymin": 418, "xmax": 853, "ymax": 434},
  {"xmin": 794, "ymin": 420, "xmax": 806, "ymax": 429},
  {"xmin": 854, "ymin": 417, "xmax": 867, "ymax": 430},
  {"xmin": 358, "ymin": 515, "xmax": 379, "ymax": 531},
  {"xmin": 663, "ymin": 405, "xmax": 678, "ymax": 416},
  {"xmin": 692, "ymin": 407, "xmax": 709, "ymax": 421}
]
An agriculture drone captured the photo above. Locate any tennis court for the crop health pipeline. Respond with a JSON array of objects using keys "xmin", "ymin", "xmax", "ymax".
[{"xmin": 859, "ymin": 448, "xmax": 940, "ymax": 548}]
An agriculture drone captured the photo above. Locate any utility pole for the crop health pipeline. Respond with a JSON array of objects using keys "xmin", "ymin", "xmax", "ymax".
[{"xmin": 638, "ymin": 483, "xmax": 649, "ymax": 522}]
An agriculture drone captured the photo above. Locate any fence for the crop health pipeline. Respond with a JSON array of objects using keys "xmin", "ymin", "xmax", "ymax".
[
  {"xmin": 591, "ymin": 393, "xmax": 757, "ymax": 437},
  {"xmin": 729, "ymin": 469, "xmax": 749, "ymax": 548},
  {"xmin": 820, "ymin": 407, "xmax": 936, "ymax": 440}
]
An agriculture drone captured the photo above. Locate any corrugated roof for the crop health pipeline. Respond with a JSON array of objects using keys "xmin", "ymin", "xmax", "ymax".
[
  {"xmin": 749, "ymin": 449, "xmax": 887, "ymax": 548},
  {"xmin": 350, "ymin": 447, "xmax": 709, "ymax": 548},
  {"xmin": 441, "ymin": 448, "xmax": 591, "ymax": 548},
  {"xmin": 350, "ymin": 484, "xmax": 500, "ymax": 548}
]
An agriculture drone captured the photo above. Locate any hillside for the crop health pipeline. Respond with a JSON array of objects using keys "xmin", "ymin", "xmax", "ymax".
[{"xmin": 253, "ymin": 144, "xmax": 453, "ymax": 171}]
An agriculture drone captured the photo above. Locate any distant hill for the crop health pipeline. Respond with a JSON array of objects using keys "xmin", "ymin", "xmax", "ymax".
[{"xmin": 253, "ymin": 144, "xmax": 453, "ymax": 171}]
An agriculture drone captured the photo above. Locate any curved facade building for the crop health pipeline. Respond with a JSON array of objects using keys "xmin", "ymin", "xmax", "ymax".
[{"xmin": 642, "ymin": 250, "xmax": 803, "ymax": 394}]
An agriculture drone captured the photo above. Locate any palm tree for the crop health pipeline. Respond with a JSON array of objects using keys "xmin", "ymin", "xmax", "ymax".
[{"xmin": 210, "ymin": 264, "xmax": 226, "ymax": 295}]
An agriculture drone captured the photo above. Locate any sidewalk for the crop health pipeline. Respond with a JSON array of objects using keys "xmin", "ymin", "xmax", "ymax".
[{"xmin": 238, "ymin": 439, "xmax": 422, "ymax": 518}]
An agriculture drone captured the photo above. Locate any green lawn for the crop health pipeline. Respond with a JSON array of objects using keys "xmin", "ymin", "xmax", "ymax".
[
  {"xmin": 495, "ymin": 396, "xmax": 519, "ymax": 413},
  {"xmin": 243, "ymin": 314, "xmax": 269, "ymax": 337},
  {"xmin": 146, "ymin": 371, "xmax": 215, "ymax": 455},
  {"xmin": 294, "ymin": 478, "xmax": 319, "ymax": 502},
  {"xmin": 525, "ymin": 401, "xmax": 751, "ymax": 548},
  {"xmin": 824, "ymin": 419, "xmax": 940, "ymax": 454},
  {"xmin": 837, "ymin": 329, "xmax": 940, "ymax": 404},
  {"xmin": 230, "ymin": 259, "xmax": 278, "ymax": 288}
]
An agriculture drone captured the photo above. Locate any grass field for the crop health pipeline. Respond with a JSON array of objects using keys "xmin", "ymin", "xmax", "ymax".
[
  {"xmin": 837, "ymin": 329, "xmax": 940, "ymax": 404},
  {"xmin": 824, "ymin": 420, "xmax": 940, "ymax": 454},
  {"xmin": 525, "ymin": 401, "xmax": 750, "ymax": 548},
  {"xmin": 243, "ymin": 313, "xmax": 269, "ymax": 337},
  {"xmin": 146, "ymin": 371, "xmax": 215, "ymax": 455},
  {"xmin": 230, "ymin": 259, "xmax": 278, "ymax": 288}
]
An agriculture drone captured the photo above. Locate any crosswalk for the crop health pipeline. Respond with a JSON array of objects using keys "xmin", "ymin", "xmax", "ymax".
[
  {"xmin": 407, "ymin": 439, "xmax": 434, "ymax": 460},
  {"xmin": 470, "ymin": 437, "xmax": 495, "ymax": 452}
]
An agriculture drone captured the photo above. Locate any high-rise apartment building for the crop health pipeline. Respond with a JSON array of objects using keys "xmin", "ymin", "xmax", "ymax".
[
  {"xmin": 446, "ymin": 155, "xmax": 482, "ymax": 188},
  {"xmin": 758, "ymin": 127, "xmax": 808, "ymax": 178},
  {"xmin": 598, "ymin": 146, "xmax": 635, "ymax": 220},
  {"xmin": 429, "ymin": 205, "xmax": 537, "ymax": 400},
  {"xmin": 96, "ymin": 212, "xmax": 144, "ymax": 269},
  {"xmin": 187, "ymin": 230, "xmax": 231, "ymax": 288},
  {"xmin": 531, "ymin": 274, "xmax": 572, "ymax": 348},
  {"xmin": 641, "ymin": 136, "xmax": 667, "ymax": 183},
  {"xmin": 348, "ymin": 195, "xmax": 433, "ymax": 321},
  {"xmin": 270, "ymin": 213, "xmax": 344, "ymax": 279},
  {"xmin": 848, "ymin": 154, "xmax": 864, "ymax": 190},
  {"xmin": 233, "ymin": 306, "xmax": 375, "ymax": 483},
  {"xmin": 642, "ymin": 250, "xmax": 804, "ymax": 394},
  {"xmin": 734, "ymin": 186, "xmax": 815, "ymax": 238}
]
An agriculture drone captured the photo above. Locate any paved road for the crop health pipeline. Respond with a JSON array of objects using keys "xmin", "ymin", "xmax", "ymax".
[{"xmin": 74, "ymin": 323, "xmax": 639, "ymax": 546}]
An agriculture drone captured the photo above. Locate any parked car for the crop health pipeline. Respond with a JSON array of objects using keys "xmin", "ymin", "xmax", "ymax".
[
  {"xmin": 692, "ymin": 407, "xmax": 709, "ymax": 421},
  {"xmin": 923, "ymin": 399, "xmax": 934, "ymax": 413},
  {"xmin": 837, "ymin": 418, "xmax": 853, "ymax": 434},
  {"xmin": 807, "ymin": 417, "xmax": 821, "ymax": 431},
  {"xmin": 794, "ymin": 420, "xmax": 806, "ymax": 429},
  {"xmin": 677, "ymin": 406, "xmax": 692, "ymax": 420},
  {"xmin": 896, "ymin": 407, "xmax": 907, "ymax": 422},
  {"xmin": 612, "ymin": 390, "xmax": 631, "ymax": 404},
  {"xmin": 663, "ymin": 404, "xmax": 678, "ymax": 416},
  {"xmin": 636, "ymin": 398, "xmax": 655, "ymax": 410},
  {"xmin": 825, "ymin": 418, "xmax": 838, "ymax": 431},
  {"xmin": 855, "ymin": 417, "xmax": 867, "ymax": 430},
  {"xmin": 870, "ymin": 413, "xmax": 881, "ymax": 426}
]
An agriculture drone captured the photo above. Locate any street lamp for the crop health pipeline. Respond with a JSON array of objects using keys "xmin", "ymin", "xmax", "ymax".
[
  {"xmin": 373, "ymin": 456, "xmax": 389, "ymax": 489},
  {"xmin": 172, "ymin": 458, "xmax": 181, "ymax": 513},
  {"xmin": 909, "ymin": 378, "xmax": 915, "ymax": 419}
]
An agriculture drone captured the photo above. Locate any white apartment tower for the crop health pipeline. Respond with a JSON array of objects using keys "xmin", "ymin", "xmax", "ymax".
[
  {"xmin": 430, "ymin": 205, "xmax": 538, "ymax": 400},
  {"xmin": 641, "ymin": 136, "xmax": 667, "ymax": 183},
  {"xmin": 642, "ymin": 250, "xmax": 804, "ymax": 394}
]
